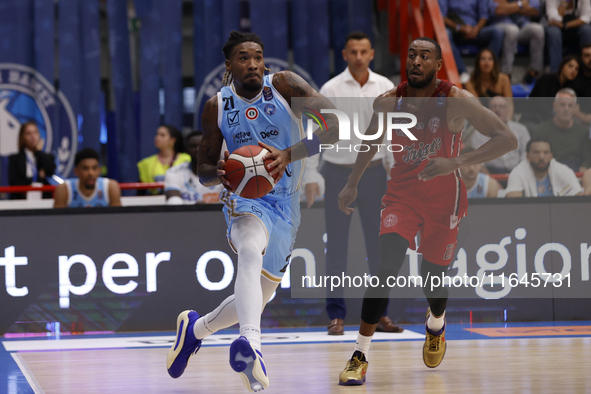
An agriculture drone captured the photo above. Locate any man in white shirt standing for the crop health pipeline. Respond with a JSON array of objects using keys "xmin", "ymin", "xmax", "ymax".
[{"xmin": 303, "ymin": 31, "xmax": 402, "ymax": 335}]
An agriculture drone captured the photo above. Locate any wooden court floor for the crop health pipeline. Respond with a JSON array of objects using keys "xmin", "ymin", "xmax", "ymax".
[{"xmin": 8, "ymin": 331, "xmax": 591, "ymax": 393}]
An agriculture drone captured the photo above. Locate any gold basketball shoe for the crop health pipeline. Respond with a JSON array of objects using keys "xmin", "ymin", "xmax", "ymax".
[
  {"xmin": 423, "ymin": 308, "xmax": 446, "ymax": 368},
  {"xmin": 339, "ymin": 351, "xmax": 368, "ymax": 385}
]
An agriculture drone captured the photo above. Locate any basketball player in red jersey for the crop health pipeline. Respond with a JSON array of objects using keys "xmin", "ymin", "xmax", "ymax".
[{"xmin": 336, "ymin": 37, "xmax": 518, "ymax": 385}]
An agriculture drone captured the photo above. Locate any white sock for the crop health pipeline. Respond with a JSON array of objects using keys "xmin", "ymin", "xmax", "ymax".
[
  {"xmin": 354, "ymin": 333, "xmax": 373, "ymax": 359},
  {"xmin": 193, "ymin": 277, "xmax": 278, "ymax": 341},
  {"xmin": 427, "ymin": 310, "xmax": 445, "ymax": 333},
  {"xmin": 231, "ymin": 217, "xmax": 267, "ymax": 352},
  {"xmin": 240, "ymin": 325, "xmax": 262, "ymax": 351}
]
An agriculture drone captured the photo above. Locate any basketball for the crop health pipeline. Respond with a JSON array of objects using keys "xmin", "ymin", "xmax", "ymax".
[{"xmin": 224, "ymin": 145, "xmax": 277, "ymax": 199}]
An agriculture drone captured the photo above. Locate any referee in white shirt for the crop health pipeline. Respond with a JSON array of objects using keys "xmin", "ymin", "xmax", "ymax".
[{"xmin": 303, "ymin": 31, "xmax": 402, "ymax": 335}]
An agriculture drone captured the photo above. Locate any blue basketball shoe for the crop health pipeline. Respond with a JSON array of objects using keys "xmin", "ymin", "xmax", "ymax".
[
  {"xmin": 229, "ymin": 336, "xmax": 269, "ymax": 392},
  {"xmin": 167, "ymin": 310, "xmax": 202, "ymax": 378}
]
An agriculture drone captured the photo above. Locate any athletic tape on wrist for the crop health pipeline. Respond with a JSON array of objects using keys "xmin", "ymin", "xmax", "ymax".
[{"xmin": 301, "ymin": 133, "xmax": 321, "ymax": 157}]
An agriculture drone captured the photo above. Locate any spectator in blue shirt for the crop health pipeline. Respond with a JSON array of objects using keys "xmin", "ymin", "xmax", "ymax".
[
  {"xmin": 488, "ymin": 0, "xmax": 544, "ymax": 83},
  {"xmin": 439, "ymin": 0, "xmax": 504, "ymax": 81}
]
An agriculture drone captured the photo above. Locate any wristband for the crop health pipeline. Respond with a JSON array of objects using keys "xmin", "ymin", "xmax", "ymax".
[{"xmin": 301, "ymin": 133, "xmax": 321, "ymax": 157}]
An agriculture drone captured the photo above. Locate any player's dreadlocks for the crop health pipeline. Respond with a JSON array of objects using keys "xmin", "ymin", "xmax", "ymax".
[{"xmin": 221, "ymin": 30, "xmax": 270, "ymax": 86}]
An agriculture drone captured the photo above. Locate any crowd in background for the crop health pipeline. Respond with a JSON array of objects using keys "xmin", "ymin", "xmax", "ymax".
[{"xmin": 5, "ymin": 0, "xmax": 591, "ymax": 204}]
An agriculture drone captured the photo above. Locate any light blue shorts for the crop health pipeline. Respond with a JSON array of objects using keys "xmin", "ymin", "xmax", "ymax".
[{"xmin": 220, "ymin": 190, "xmax": 301, "ymax": 282}]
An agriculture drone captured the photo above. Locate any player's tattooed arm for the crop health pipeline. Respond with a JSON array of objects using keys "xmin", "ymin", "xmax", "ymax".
[
  {"xmin": 199, "ymin": 96, "xmax": 229, "ymax": 187},
  {"xmin": 271, "ymin": 71, "xmax": 339, "ymax": 162},
  {"xmin": 450, "ymin": 88, "xmax": 518, "ymax": 167}
]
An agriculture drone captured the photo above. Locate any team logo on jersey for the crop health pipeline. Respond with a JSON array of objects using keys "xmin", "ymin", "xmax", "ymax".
[
  {"xmin": 449, "ymin": 215, "xmax": 459, "ymax": 229},
  {"xmin": 227, "ymin": 110, "xmax": 240, "ymax": 127},
  {"xmin": 264, "ymin": 103, "xmax": 276, "ymax": 116},
  {"xmin": 0, "ymin": 63, "xmax": 77, "ymax": 176},
  {"xmin": 383, "ymin": 213, "xmax": 398, "ymax": 228},
  {"xmin": 436, "ymin": 92, "xmax": 446, "ymax": 106},
  {"xmin": 402, "ymin": 137, "xmax": 442, "ymax": 165},
  {"xmin": 245, "ymin": 107, "xmax": 259, "ymax": 121},
  {"xmin": 260, "ymin": 125, "xmax": 279, "ymax": 140},
  {"xmin": 428, "ymin": 117, "xmax": 440, "ymax": 133},
  {"xmin": 263, "ymin": 86, "xmax": 274, "ymax": 101}
]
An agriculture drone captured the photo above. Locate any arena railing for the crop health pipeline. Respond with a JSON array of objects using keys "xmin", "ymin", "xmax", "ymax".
[{"xmin": 0, "ymin": 182, "xmax": 164, "ymax": 194}]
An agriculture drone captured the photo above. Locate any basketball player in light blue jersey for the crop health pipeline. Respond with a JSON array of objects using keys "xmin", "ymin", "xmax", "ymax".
[
  {"xmin": 167, "ymin": 31, "xmax": 339, "ymax": 392},
  {"xmin": 54, "ymin": 148, "xmax": 121, "ymax": 208}
]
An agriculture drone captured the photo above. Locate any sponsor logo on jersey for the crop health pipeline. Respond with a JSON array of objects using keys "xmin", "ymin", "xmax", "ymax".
[
  {"xmin": 402, "ymin": 137, "xmax": 442, "ymax": 165},
  {"xmin": 264, "ymin": 103, "xmax": 276, "ymax": 116},
  {"xmin": 233, "ymin": 130, "xmax": 252, "ymax": 144},
  {"xmin": 260, "ymin": 125, "xmax": 279, "ymax": 140},
  {"xmin": 251, "ymin": 206, "xmax": 263, "ymax": 217},
  {"xmin": 428, "ymin": 117, "xmax": 440, "ymax": 133},
  {"xmin": 263, "ymin": 86, "xmax": 274, "ymax": 101},
  {"xmin": 245, "ymin": 107, "xmax": 259, "ymax": 121},
  {"xmin": 227, "ymin": 110, "xmax": 240, "ymax": 127},
  {"xmin": 0, "ymin": 63, "xmax": 77, "ymax": 176},
  {"xmin": 383, "ymin": 213, "xmax": 398, "ymax": 228}
]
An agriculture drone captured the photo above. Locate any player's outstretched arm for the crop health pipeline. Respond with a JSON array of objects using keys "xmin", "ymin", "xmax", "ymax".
[
  {"xmin": 199, "ymin": 96, "xmax": 231, "ymax": 189},
  {"xmin": 453, "ymin": 90, "xmax": 517, "ymax": 166},
  {"xmin": 338, "ymin": 91, "xmax": 394, "ymax": 214},
  {"xmin": 418, "ymin": 88, "xmax": 518, "ymax": 181},
  {"xmin": 53, "ymin": 183, "xmax": 68, "ymax": 208}
]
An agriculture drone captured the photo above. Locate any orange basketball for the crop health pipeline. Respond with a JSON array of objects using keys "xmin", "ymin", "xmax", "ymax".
[{"xmin": 224, "ymin": 145, "xmax": 277, "ymax": 199}]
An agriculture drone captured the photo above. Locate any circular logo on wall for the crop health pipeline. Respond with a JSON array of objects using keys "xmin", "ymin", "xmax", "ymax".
[
  {"xmin": 193, "ymin": 58, "xmax": 318, "ymax": 129},
  {"xmin": 0, "ymin": 63, "xmax": 77, "ymax": 176}
]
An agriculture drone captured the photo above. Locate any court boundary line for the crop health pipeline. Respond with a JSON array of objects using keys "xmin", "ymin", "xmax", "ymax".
[{"xmin": 11, "ymin": 353, "xmax": 44, "ymax": 394}]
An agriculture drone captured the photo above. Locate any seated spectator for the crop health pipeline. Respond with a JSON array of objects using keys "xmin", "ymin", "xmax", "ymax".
[
  {"xmin": 137, "ymin": 125, "xmax": 190, "ymax": 194},
  {"xmin": 460, "ymin": 147, "xmax": 502, "ymax": 197},
  {"xmin": 8, "ymin": 121, "xmax": 56, "ymax": 200},
  {"xmin": 164, "ymin": 131, "xmax": 223, "ymax": 204},
  {"xmin": 465, "ymin": 48, "xmax": 513, "ymax": 98},
  {"xmin": 506, "ymin": 138, "xmax": 583, "ymax": 196},
  {"xmin": 531, "ymin": 88, "xmax": 591, "ymax": 172},
  {"xmin": 54, "ymin": 148, "xmax": 121, "ymax": 207},
  {"xmin": 573, "ymin": 44, "xmax": 591, "ymax": 125},
  {"xmin": 529, "ymin": 54, "xmax": 579, "ymax": 98},
  {"xmin": 439, "ymin": 0, "xmax": 504, "ymax": 82},
  {"xmin": 583, "ymin": 168, "xmax": 591, "ymax": 194},
  {"xmin": 489, "ymin": 0, "xmax": 544, "ymax": 83},
  {"xmin": 470, "ymin": 96, "xmax": 530, "ymax": 173},
  {"xmin": 545, "ymin": 0, "xmax": 591, "ymax": 73},
  {"xmin": 574, "ymin": 43, "xmax": 591, "ymax": 97}
]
